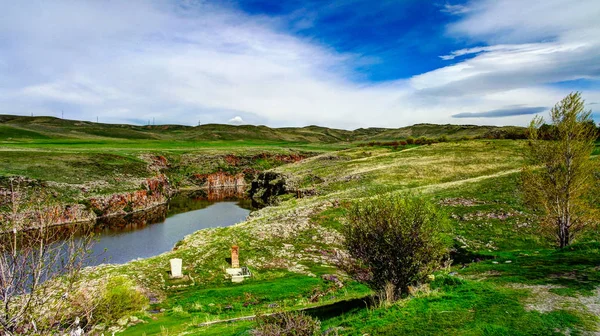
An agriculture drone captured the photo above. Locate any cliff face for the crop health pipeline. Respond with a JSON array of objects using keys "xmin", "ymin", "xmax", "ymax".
[
  {"xmin": 0, "ymin": 204, "xmax": 95, "ymax": 231},
  {"xmin": 87, "ymin": 174, "xmax": 173, "ymax": 217},
  {"xmin": 0, "ymin": 175, "xmax": 173, "ymax": 231},
  {"xmin": 1, "ymin": 152, "xmax": 310, "ymax": 230},
  {"xmin": 193, "ymin": 172, "xmax": 246, "ymax": 189},
  {"xmin": 248, "ymin": 172, "xmax": 289, "ymax": 206}
]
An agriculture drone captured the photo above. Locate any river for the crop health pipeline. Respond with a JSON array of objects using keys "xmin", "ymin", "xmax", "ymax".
[{"xmin": 84, "ymin": 191, "xmax": 252, "ymax": 266}]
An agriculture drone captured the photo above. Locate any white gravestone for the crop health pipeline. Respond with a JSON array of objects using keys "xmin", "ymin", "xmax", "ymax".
[{"xmin": 170, "ymin": 258, "xmax": 183, "ymax": 278}]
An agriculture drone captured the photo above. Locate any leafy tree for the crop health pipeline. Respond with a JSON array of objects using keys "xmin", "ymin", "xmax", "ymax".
[
  {"xmin": 342, "ymin": 194, "xmax": 449, "ymax": 300},
  {"xmin": 523, "ymin": 92, "xmax": 599, "ymax": 248}
]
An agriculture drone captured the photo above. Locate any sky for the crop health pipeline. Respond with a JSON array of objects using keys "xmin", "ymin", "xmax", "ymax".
[{"xmin": 0, "ymin": 0, "xmax": 599, "ymax": 129}]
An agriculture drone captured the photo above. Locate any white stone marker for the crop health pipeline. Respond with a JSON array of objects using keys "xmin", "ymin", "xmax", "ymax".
[{"xmin": 170, "ymin": 258, "xmax": 183, "ymax": 278}]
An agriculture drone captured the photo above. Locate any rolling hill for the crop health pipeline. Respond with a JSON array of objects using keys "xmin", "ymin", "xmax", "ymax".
[{"xmin": 0, "ymin": 114, "xmax": 525, "ymax": 143}]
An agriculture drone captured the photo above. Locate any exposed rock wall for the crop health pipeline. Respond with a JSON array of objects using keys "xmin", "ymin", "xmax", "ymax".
[
  {"xmin": 0, "ymin": 174, "xmax": 173, "ymax": 231},
  {"xmin": 249, "ymin": 172, "xmax": 290, "ymax": 206},
  {"xmin": 193, "ymin": 171, "xmax": 246, "ymax": 189},
  {"xmin": 87, "ymin": 174, "xmax": 172, "ymax": 217}
]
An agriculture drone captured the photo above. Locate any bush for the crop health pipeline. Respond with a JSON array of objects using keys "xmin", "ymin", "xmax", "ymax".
[
  {"xmin": 251, "ymin": 311, "xmax": 322, "ymax": 336},
  {"xmin": 343, "ymin": 194, "xmax": 450, "ymax": 300},
  {"xmin": 93, "ymin": 276, "xmax": 148, "ymax": 324},
  {"xmin": 406, "ymin": 137, "xmax": 415, "ymax": 145}
]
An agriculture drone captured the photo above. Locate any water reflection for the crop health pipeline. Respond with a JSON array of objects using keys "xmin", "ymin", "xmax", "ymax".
[
  {"xmin": 3, "ymin": 188, "xmax": 253, "ymax": 266},
  {"xmin": 85, "ymin": 188, "xmax": 252, "ymax": 265}
]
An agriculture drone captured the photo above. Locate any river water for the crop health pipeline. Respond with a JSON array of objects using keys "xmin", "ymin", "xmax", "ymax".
[{"xmin": 85, "ymin": 191, "xmax": 252, "ymax": 266}]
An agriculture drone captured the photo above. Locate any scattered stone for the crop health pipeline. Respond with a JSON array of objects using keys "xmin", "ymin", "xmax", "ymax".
[
  {"xmin": 108, "ymin": 326, "xmax": 122, "ymax": 334},
  {"xmin": 268, "ymin": 303, "xmax": 279, "ymax": 308},
  {"xmin": 505, "ymin": 260, "xmax": 512, "ymax": 264},
  {"xmin": 117, "ymin": 317, "xmax": 129, "ymax": 327},
  {"xmin": 92, "ymin": 324, "xmax": 106, "ymax": 331},
  {"xmin": 492, "ymin": 261, "xmax": 499, "ymax": 264},
  {"xmin": 449, "ymin": 272, "xmax": 458, "ymax": 276},
  {"xmin": 439, "ymin": 198, "xmax": 482, "ymax": 207}
]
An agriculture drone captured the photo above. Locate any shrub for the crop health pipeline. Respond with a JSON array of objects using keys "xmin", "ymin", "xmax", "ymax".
[
  {"xmin": 251, "ymin": 311, "xmax": 321, "ymax": 336},
  {"xmin": 406, "ymin": 137, "xmax": 415, "ymax": 145},
  {"xmin": 343, "ymin": 194, "xmax": 450, "ymax": 300},
  {"xmin": 93, "ymin": 276, "xmax": 148, "ymax": 324}
]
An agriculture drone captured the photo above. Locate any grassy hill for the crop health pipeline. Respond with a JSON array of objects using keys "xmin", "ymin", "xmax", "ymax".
[
  {"xmin": 102, "ymin": 140, "xmax": 600, "ymax": 335},
  {"xmin": 0, "ymin": 114, "xmax": 525, "ymax": 143}
]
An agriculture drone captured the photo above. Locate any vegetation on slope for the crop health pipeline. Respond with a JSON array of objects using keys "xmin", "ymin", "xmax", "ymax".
[
  {"xmin": 1, "ymin": 112, "xmax": 599, "ymax": 334},
  {"xmin": 0, "ymin": 114, "xmax": 527, "ymax": 142},
  {"xmin": 78, "ymin": 140, "xmax": 598, "ymax": 335}
]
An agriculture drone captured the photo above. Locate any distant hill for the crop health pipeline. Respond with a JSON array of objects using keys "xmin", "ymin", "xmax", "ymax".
[{"xmin": 0, "ymin": 115, "xmax": 526, "ymax": 142}]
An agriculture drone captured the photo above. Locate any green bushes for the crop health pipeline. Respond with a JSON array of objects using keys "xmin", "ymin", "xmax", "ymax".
[
  {"xmin": 93, "ymin": 276, "xmax": 148, "ymax": 324},
  {"xmin": 251, "ymin": 311, "xmax": 322, "ymax": 336},
  {"xmin": 343, "ymin": 194, "xmax": 450, "ymax": 300}
]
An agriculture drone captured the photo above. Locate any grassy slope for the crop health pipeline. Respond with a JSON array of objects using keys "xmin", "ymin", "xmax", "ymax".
[
  {"xmin": 0, "ymin": 114, "xmax": 522, "ymax": 142},
  {"xmin": 2, "ymin": 116, "xmax": 598, "ymax": 334},
  {"xmin": 106, "ymin": 140, "xmax": 599, "ymax": 335},
  {"xmin": 0, "ymin": 115, "xmax": 525, "ymax": 204}
]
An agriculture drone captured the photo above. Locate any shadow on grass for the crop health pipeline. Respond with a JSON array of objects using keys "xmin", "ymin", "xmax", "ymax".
[
  {"xmin": 461, "ymin": 242, "xmax": 600, "ymax": 295},
  {"xmin": 450, "ymin": 243, "xmax": 495, "ymax": 265}
]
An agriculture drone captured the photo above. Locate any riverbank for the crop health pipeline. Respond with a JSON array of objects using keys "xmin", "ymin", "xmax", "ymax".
[
  {"xmin": 108, "ymin": 140, "xmax": 599, "ymax": 335},
  {"xmin": 0, "ymin": 150, "xmax": 315, "ymax": 231}
]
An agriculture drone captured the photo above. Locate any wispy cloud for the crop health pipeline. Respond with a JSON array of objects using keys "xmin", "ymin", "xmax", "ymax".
[
  {"xmin": 441, "ymin": 3, "xmax": 472, "ymax": 15},
  {"xmin": 452, "ymin": 106, "xmax": 546, "ymax": 118},
  {"xmin": 0, "ymin": 0, "xmax": 598, "ymax": 128}
]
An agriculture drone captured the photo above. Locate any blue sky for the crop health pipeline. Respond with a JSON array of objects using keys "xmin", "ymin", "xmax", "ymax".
[{"xmin": 0, "ymin": 0, "xmax": 598, "ymax": 128}]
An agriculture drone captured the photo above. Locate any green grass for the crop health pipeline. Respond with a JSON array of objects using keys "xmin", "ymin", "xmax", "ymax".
[
  {"xmin": 3, "ymin": 131, "xmax": 598, "ymax": 334},
  {"xmin": 105, "ymin": 140, "xmax": 600, "ymax": 335},
  {"xmin": 460, "ymin": 243, "xmax": 600, "ymax": 295},
  {"xmin": 124, "ymin": 273, "xmax": 370, "ymax": 335},
  {"xmin": 0, "ymin": 151, "xmax": 148, "ymax": 183},
  {"xmin": 0, "ymin": 114, "xmax": 525, "ymax": 143},
  {"xmin": 322, "ymin": 276, "xmax": 597, "ymax": 335}
]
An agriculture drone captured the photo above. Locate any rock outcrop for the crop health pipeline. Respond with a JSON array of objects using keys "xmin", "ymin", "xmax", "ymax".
[
  {"xmin": 193, "ymin": 172, "xmax": 246, "ymax": 189},
  {"xmin": 249, "ymin": 172, "xmax": 290, "ymax": 206}
]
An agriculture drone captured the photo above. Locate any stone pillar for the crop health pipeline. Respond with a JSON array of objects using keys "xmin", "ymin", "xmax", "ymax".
[
  {"xmin": 231, "ymin": 245, "xmax": 240, "ymax": 268},
  {"xmin": 170, "ymin": 258, "xmax": 182, "ymax": 278}
]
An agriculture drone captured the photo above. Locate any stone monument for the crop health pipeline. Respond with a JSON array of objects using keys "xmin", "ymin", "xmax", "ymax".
[
  {"xmin": 226, "ymin": 245, "xmax": 252, "ymax": 283},
  {"xmin": 231, "ymin": 245, "xmax": 240, "ymax": 268},
  {"xmin": 170, "ymin": 258, "xmax": 183, "ymax": 278}
]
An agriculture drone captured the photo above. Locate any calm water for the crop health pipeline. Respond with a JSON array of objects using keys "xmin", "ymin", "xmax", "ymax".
[{"xmin": 85, "ymin": 193, "xmax": 252, "ymax": 265}]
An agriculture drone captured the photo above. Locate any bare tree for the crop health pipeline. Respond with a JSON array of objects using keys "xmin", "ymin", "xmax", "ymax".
[
  {"xmin": 523, "ymin": 92, "xmax": 599, "ymax": 248},
  {"xmin": 0, "ymin": 178, "xmax": 95, "ymax": 335}
]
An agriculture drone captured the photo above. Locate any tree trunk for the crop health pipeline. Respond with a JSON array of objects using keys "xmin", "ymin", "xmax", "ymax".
[{"xmin": 558, "ymin": 222, "xmax": 570, "ymax": 248}]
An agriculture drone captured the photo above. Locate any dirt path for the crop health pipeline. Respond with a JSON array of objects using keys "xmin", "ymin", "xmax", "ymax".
[{"xmin": 415, "ymin": 168, "xmax": 522, "ymax": 193}]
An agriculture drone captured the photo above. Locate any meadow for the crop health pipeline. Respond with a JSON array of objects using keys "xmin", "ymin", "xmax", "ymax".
[
  {"xmin": 1, "ymin": 116, "xmax": 599, "ymax": 335},
  {"xmin": 110, "ymin": 140, "xmax": 599, "ymax": 335}
]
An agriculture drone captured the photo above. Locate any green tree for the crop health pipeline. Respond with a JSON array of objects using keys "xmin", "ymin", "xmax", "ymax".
[
  {"xmin": 343, "ymin": 194, "xmax": 449, "ymax": 300},
  {"xmin": 523, "ymin": 92, "xmax": 599, "ymax": 248}
]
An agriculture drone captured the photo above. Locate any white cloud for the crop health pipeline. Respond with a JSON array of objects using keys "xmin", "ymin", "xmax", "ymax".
[
  {"xmin": 0, "ymin": 0, "xmax": 598, "ymax": 129},
  {"xmin": 441, "ymin": 3, "xmax": 472, "ymax": 15},
  {"xmin": 228, "ymin": 116, "xmax": 245, "ymax": 125}
]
